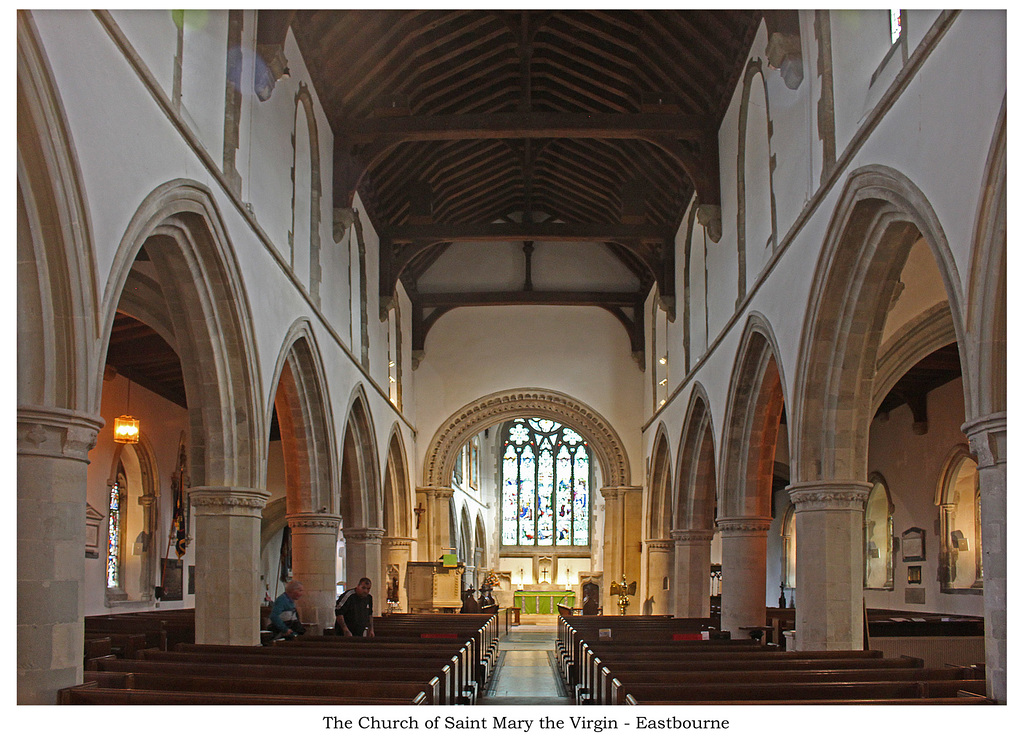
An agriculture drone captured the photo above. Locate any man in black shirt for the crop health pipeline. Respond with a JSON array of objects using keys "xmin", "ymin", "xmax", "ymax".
[{"xmin": 335, "ymin": 577, "xmax": 375, "ymax": 637}]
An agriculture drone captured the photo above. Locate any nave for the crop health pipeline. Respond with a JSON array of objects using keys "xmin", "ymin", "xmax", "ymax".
[{"xmin": 480, "ymin": 617, "xmax": 569, "ymax": 705}]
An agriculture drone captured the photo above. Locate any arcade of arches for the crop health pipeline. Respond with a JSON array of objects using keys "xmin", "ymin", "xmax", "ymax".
[{"xmin": 17, "ymin": 9, "xmax": 1006, "ymax": 705}]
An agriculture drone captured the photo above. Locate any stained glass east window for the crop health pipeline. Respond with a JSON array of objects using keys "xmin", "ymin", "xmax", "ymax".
[{"xmin": 501, "ymin": 418, "xmax": 591, "ymax": 546}]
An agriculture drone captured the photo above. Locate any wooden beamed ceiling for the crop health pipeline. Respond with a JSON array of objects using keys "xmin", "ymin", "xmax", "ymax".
[{"xmin": 286, "ymin": 9, "xmax": 762, "ymax": 353}]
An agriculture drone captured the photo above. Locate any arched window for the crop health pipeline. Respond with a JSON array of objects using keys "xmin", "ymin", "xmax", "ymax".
[
  {"xmin": 106, "ymin": 462, "xmax": 127, "ymax": 590},
  {"xmin": 937, "ymin": 449, "xmax": 983, "ymax": 592},
  {"xmin": 501, "ymin": 418, "xmax": 591, "ymax": 546},
  {"xmin": 864, "ymin": 475, "xmax": 895, "ymax": 590}
]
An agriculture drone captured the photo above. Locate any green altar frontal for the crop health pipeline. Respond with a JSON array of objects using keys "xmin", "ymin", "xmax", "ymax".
[{"xmin": 513, "ymin": 590, "xmax": 576, "ymax": 614}]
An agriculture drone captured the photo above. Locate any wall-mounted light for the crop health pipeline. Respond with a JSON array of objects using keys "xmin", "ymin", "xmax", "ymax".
[
  {"xmin": 951, "ymin": 530, "xmax": 969, "ymax": 551},
  {"xmin": 113, "ymin": 374, "xmax": 140, "ymax": 444},
  {"xmin": 658, "ymin": 356, "xmax": 667, "ymax": 365},
  {"xmin": 658, "ymin": 378, "xmax": 668, "ymax": 386}
]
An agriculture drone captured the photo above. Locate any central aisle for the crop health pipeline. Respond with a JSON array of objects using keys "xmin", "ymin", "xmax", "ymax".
[{"xmin": 480, "ymin": 616, "xmax": 570, "ymax": 705}]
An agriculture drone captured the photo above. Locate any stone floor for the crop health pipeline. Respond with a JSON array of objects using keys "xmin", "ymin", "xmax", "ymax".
[{"xmin": 480, "ymin": 616, "xmax": 570, "ymax": 705}]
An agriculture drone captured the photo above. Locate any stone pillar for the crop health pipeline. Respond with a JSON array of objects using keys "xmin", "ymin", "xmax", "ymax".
[
  {"xmin": 963, "ymin": 413, "xmax": 1006, "ymax": 703},
  {"xmin": 288, "ymin": 513, "xmax": 341, "ymax": 630},
  {"xmin": 416, "ymin": 486, "xmax": 454, "ymax": 562},
  {"xmin": 138, "ymin": 493, "xmax": 157, "ymax": 600},
  {"xmin": 17, "ymin": 406, "xmax": 103, "ymax": 704},
  {"xmin": 672, "ymin": 529, "xmax": 714, "ymax": 617},
  {"xmin": 383, "ymin": 536, "xmax": 414, "ymax": 611},
  {"xmin": 717, "ymin": 517, "xmax": 772, "ymax": 638},
  {"xmin": 644, "ymin": 539, "xmax": 674, "ymax": 615},
  {"xmin": 343, "ymin": 527, "xmax": 385, "ymax": 596},
  {"xmin": 787, "ymin": 481, "xmax": 870, "ymax": 651},
  {"xmin": 600, "ymin": 487, "xmax": 623, "ymax": 612},
  {"xmin": 189, "ymin": 487, "xmax": 269, "ymax": 646}
]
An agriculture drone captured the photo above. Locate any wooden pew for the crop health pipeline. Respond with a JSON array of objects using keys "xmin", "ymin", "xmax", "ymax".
[
  {"xmin": 84, "ymin": 631, "xmax": 149, "ymax": 658},
  {"xmin": 82, "ymin": 669, "xmax": 439, "ymax": 704},
  {"xmin": 616, "ymin": 678, "xmax": 989, "ymax": 704},
  {"xmin": 59, "ymin": 681, "xmax": 426, "ymax": 705},
  {"xmin": 86, "ymin": 657, "xmax": 448, "ymax": 704},
  {"xmin": 147, "ymin": 643, "xmax": 469, "ymax": 704}
]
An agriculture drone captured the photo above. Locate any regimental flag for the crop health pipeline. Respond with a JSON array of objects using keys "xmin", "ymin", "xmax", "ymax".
[{"xmin": 172, "ymin": 443, "xmax": 189, "ymax": 558}]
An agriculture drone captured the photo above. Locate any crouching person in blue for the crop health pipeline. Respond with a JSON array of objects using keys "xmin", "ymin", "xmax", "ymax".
[
  {"xmin": 269, "ymin": 580, "xmax": 306, "ymax": 641},
  {"xmin": 335, "ymin": 577, "xmax": 375, "ymax": 637}
]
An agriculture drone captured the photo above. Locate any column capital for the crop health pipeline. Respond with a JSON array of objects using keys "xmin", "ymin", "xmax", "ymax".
[
  {"xmin": 645, "ymin": 539, "xmax": 674, "ymax": 553},
  {"xmin": 416, "ymin": 486, "xmax": 454, "ymax": 501},
  {"xmin": 671, "ymin": 528, "xmax": 715, "ymax": 544},
  {"xmin": 343, "ymin": 526, "xmax": 386, "ymax": 544},
  {"xmin": 963, "ymin": 412, "xmax": 1006, "ymax": 468},
  {"xmin": 787, "ymin": 481, "xmax": 870, "ymax": 512},
  {"xmin": 17, "ymin": 405, "xmax": 104, "ymax": 461},
  {"xmin": 600, "ymin": 485, "xmax": 643, "ymax": 501},
  {"xmin": 287, "ymin": 512, "xmax": 342, "ymax": 531},
  {"xmin": 716, "ymin": 516, "xmax": 773, "ymax": 532},
  {"xmin": 189, "ymin": 486, "xmax": 269, "ymax": 517}
]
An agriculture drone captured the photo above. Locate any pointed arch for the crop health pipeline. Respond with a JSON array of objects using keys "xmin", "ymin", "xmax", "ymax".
[
  {"xmin": 291, "ymin": 83, "xmax": 323, "ymax": 305},
  {"xmin": 965, "ymin": 98, "xmax": 1006, "ymax": 421},
  {"xmin": 383, "ymin": 425, "xmax": 412, "ymax": 538},
  {"xmin": 339, "ymin": 385, "xmax": 382, "ymax": 529},
  {"xmin": 720, "ymin": 313, "xmax": 788, "ymax": 518},
  {"xmin": 101, "ymin": 179, "xmax": 264, "ymax": 488},
  {"xmin": 675, "ymin": 383, "xmax": 717, "ymax": 532},
  {"xmin": 266, "ymin": 319, "xmax": 337, "ymax": 515},
  {"xmin": 791, "ymin": 165, "xmax": 967, "ymax": 483},
  {"xmin": 424, "ymin": 388, "xmax": 631, "ymax": 489},
  {"xmin": 647, "ymin": 424, "xmax": 673, "ymax": 540},
  {"xmin": 17, "ymin": 11, "xmax": 99, "ymax": 415},
  {"xmin": 736, "ymin": 59, "xmax": 778, "ymax": 303}
]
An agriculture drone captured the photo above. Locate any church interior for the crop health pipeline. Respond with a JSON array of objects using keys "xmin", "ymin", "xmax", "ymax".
[{"xmin": 16, "ymin": 9, "xmax": 1007, "ymax": 707}]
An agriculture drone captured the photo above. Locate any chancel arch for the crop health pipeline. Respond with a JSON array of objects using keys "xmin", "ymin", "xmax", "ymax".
[
  {"xmin": 789, "ymin": 165, "xmax": 968, "ymax": 653},
  {"xmin": 267, "ymin": 320, "xmax": 339, "ymax": 628},
  {"xmin": 423, "ymin": 388, "xmax": 636, "ymax": 612},
  {"xmin": 718, "ymin": 314, "xmax": 786, "ymax": 636},
  {"xmin": 673, "ymin": 384, "xmax": 718, "ymax": 618}
]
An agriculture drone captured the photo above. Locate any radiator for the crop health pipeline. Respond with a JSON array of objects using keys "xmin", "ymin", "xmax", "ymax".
[{"xmin": 871, "ymin": 636, "xmax": 985, "ymax": 667}]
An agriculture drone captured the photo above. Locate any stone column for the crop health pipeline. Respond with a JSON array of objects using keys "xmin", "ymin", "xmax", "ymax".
[
  {"xmin": 963, "ymin": 413, "xmax": 1006, "ymax": 703},
  {"xmin": 17, "ymin": 406, "xmax": 103, "ymax": 704},
  {"xmin": 138, "ymin": 493, "xmax": 157, "ymax": 600},
  {"xmin": 600, "ymin": 487, "xmax": 623, "ymax": 612},
  {"xmin": 672, "ymin": 529, "xmax": 714, "ymax": 618},
  {"xmin": 787, "ymin": 481, "xmax": 870, "ymax": 651},
  {"xmin": 717, "ymin": 517, "xmax": 772, "ymax": 638},
  {"xmin": 288, "ymin": 512, "xmax": 341, "ymax": 630},
  {"xmin": 416, "ymin": 486, "xmax": 453, "ymax": 562},
  {"xmin": 644, "ymin": 539, "xmax": 674, "ymax": 615},
  {"xmin": 189, "ymin": 487, "xmax": 269, "ymax": 645},
  {"xmin": 383, "ymin": 536, "xmax": 414, "ymax": 610},
  {"xmin": 343, "ymin": 527, "xmax": 385, "ymax": 596}
]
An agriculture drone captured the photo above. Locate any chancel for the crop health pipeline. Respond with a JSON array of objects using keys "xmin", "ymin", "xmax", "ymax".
[{"xmin": 16, "ymin": 8, "xmax": 1006, "ymax": 707}]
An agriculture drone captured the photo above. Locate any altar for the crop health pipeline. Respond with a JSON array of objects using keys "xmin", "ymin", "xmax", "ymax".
[{"xmin": 513, "ymin": 589, "xmax": 576, "ymax": 615}]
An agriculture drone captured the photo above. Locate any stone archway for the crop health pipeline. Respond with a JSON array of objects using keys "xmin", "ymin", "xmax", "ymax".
[
  {"xmin": 644, "ymin": 427, "xmax": 674, "ymax": 614},
  {"xmin": 673, "ymin": 385, "xmax": 718, "ymax": 618},
  {"xmin": 718, "ymin": 314, "xmax": 786, "ymax": 637},
  {"xmin": 422, "ymin": 388, "xmax": 637, "ymax": 609},
  {"xmin": 268, "ymin": 320, "xmax": 339, "ymax": 628},
  {"xmin": 789, "ymin": 164, "xmax": 967, "ymax": 654},
  {"xmin": 962, "ymin": 102, "xmax": 1007, "ymax": 701},
  {"xmin": 340, "ymin": 386, "xmax": 383, "ymax": 593},
  {"xmin": 382, "ymin": 428, "xmax": 414, "ymax": 610},
  {"xmin": 100, "ymin": 179, "xmax": 266, "ymax": 648}
]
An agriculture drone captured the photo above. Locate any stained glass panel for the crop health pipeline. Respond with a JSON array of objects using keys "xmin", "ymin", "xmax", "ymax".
[
  {"xmin": 106, "ymin": 477, "xmax": 122, "ymax": 588},
  {"xmin": 500, "ymin": 418, "xmax": 591, "ymax": 547},
  {"xmin": 502, "ymin": 443, "xmax": 519, "ymax": 545}
]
